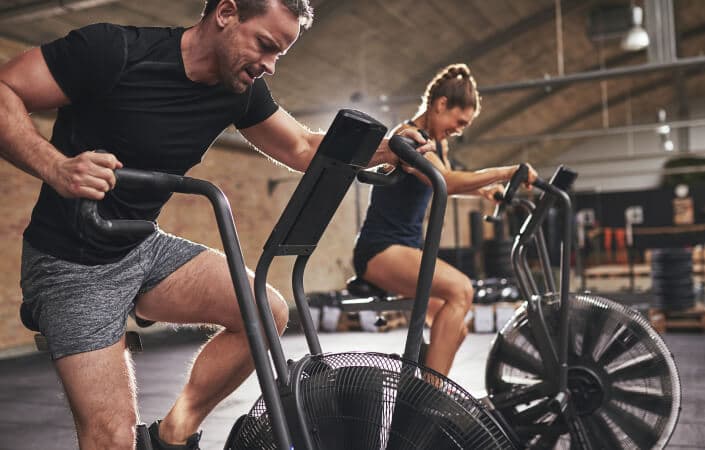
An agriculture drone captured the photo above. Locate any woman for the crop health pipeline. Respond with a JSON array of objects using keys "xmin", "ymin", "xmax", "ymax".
[{"xmin": 353, "ymin": 63, "xmax": 536, "ymax": 375}]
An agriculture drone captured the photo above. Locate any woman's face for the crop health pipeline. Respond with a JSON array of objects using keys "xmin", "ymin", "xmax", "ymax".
[{"xmin": 429, "ymin": 99, "xmax": 475, "ymax": 140}]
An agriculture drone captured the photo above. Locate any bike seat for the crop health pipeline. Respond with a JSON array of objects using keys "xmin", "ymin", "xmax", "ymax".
[
  {"xmin": 19, "ymin": 302, "xmax": 40, "ymax": 332},
  {"xmin": 346, "ymin": 277, "xmax": 390, "ymax": 299}
]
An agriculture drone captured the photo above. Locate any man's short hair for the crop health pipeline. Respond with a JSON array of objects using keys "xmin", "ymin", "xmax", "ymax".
[{"xmin": 202, "ymin": 0, "xmax": 313, "ymax": 29}]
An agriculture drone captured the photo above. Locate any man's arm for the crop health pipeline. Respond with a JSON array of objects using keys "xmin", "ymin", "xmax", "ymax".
[
  {"xmin": 239, "ymin": 108, "xmax": 323, "ymax": 172},
  {"xmin": 240, "ymin": 108, "xmax": 433, "ymax": 172},
  {"xmin": 0, "ymin": 48, "xmax": 121, "ymax": 199}
]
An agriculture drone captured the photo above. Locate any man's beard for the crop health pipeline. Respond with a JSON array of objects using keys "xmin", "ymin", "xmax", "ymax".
[
  {"xmin": 218, "ymin": 59, "xmax": 248, "ymax": 94},
  {"xmin": 215, "ymin": 38, "xmax": 248, "ymax": 94}
]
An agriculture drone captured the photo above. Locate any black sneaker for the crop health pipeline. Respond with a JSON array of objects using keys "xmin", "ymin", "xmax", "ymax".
[{"xmin": 148, "ymin": 420, "xmax": 202, "ymax": 450}]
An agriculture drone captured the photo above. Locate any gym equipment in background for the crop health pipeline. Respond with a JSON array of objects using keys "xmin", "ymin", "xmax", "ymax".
[
  {"xmin": 484, "ymin": 165, "xmax": 681, "ymax": 449},
  {"xmin": 651, "ymin": 247, "xmax": 695, "ymax": 310}
]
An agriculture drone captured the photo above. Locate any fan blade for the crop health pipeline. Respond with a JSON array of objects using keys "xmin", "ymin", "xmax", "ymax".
[
  {"xmin": 610, "ymin": 386, "xmax": 672, "ymax": 417},
  {"xmin": 596, "ymin": 324, "xmax": 640, "ymax": 366},
  {"xmin": 609, "ymin": 353, "xmax": 668, "ymax": 382},
  {"xmin": 517, "ymin": 322, "xmax": 540, "ymax": 351},
  {"xmin": 580, "ymin": 305, "xmax": 607, "ymax": 360},
  {"xmin": 487, "ymin": 373, "xmax": 513, "ymax": 395},
  {"xmin": 495, "ymin": 334, "xmax": 545, "ymax": 376},
  {"xmin": 582, "ymin": 415, "xmax": 624, "ymax": 450},
  {"xmin": 567, "ymin": 417, "xmax": 592, "ymax": 450},
  {"xmin": 603, "ymin": 401, "xmax": 659, "ymax": 448}
]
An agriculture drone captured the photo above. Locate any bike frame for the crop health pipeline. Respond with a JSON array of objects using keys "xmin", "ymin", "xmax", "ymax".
[
  {"xmin": 490, "ymin": 166, "xmax": 583, "ymax": 439},
  {"xmin": 80, "ymin": 109, "xmax": 453, "ymax": 450}
]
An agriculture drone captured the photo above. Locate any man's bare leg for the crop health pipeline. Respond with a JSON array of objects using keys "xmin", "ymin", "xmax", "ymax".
[
  {"xmin": 54, "ymin": 336, "xmax": 139, "ymax": 450},
  {"xmin": 134, "ymin": 250, "xmax": 289, "ymax": 444}
]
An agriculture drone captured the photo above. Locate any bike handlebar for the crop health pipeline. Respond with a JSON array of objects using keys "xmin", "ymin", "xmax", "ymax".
[
  {"xmin": 356, "ymin": 130, "xmax": 432, "ymax": 187},
  {"xmin": 78, "ymin": 168, "xmax": 188, "ymax": 239},
  {"xmin": 80, "ymin": 135, "xmax": 446, "ymax": 242},
  {"xmin": 356, "ymin": 165, "xmax": 406, "ymax": 185},
  {"xmin": 487, "ymin": 162, "xmax": 530, "ymax": 222}
]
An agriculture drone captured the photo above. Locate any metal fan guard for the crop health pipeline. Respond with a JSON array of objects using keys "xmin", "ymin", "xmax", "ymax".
[
  {"xmin": 232, "ymin": 351, "xmax": 516, "ymax": 449},
  {"xmin": 486, "ymin": 293, "xmax": 681, "ymax": 450}
]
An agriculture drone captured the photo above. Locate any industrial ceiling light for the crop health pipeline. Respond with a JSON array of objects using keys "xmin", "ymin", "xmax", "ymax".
[{"xmin": 621, "ymin": 5, "xmax": 650, "ymax": 51}]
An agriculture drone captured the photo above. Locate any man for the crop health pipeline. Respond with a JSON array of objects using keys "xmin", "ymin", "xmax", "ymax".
[{"xmin": 0, "ymin": 1, "xmax": 429, "ymax": 449}]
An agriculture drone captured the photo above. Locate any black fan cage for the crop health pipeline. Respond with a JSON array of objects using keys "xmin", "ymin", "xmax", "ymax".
[
  {"xmin": 486, "ymin": 294, "xmax": 681, "ymax": 449},
  {"xmin": 232, "ymin": 351, "xmax": 515, "ymax": 449}
]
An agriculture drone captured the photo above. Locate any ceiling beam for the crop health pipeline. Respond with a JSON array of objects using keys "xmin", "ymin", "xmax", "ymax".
[
  {"xmin": 464, "ymin": 52, "xmax": 640, "ymax": 142},
  {"xmin": 392, "ymin": 0, "xmax": 596, "ymax": 97},
  {"xmin": 478, "ymin": 56, "xmax": 705, "ymax": 95},
  {"xmin": 492, "ymin": 65, "xmax": 705, "ymax": 165},
  {"xmin": 288, "ymin": 0, "xmax": 597, "ymax": 117},
  {"xmin": 0, "ymin": 0, "xmax": 120, "ymax": 24},
  {"xmin": 464, "ymin": 22, "xmax": 705, "ymax": 143},
  {"xmin": 470, "ymin": 117, "xmax": 705, "ymax": 147}
]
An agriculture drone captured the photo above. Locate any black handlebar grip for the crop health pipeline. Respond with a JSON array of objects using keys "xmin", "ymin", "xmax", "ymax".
[
  {"xmin": 115, "ymin": 168, "xmax": 182, "ymax": 191},
  {"xmin": 532, "ymin": 178, "xmax": 551, "ymax": 192},
  {"xmin": 77, "ymin": 167, "xmax": 186, "ymax": 240},
  {"xmin": 79, "ymin": 199, "xmax": 156, "ymax": 239},
  {"xmin": 503, "ymin": 163, "xmax": 530, "ymax": 203},
  {"xmin": 492, "ymin": 163, "xmax": 530, "ymax": 220},
  {"xmin": 483, "ymin": 192, "xmax": 505, "ymax": 223},
  {"xmin": 357, "ymin": 165, "xmax": 406, "ymax": 186},
  {"xmin": 388, "ymin": 135, "xmax": 429, "ymax": 169},
  {"xmin": 358, "ymin": 129, "xmax": 435, "ymax": 186}
]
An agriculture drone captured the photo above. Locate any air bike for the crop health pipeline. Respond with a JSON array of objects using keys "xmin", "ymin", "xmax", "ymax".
[
  {"xmin": 480, "ymin": 163, "xmax": 681, "ymax": 449},
  {"xmin": 76, "ymin": 109, "xmax": 679, "ymax": 449}
]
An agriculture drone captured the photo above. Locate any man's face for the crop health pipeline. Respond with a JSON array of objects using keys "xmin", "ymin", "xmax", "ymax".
[{"xmin": 215, "ymin": 0, "xmax": 300, "ymax": 93}]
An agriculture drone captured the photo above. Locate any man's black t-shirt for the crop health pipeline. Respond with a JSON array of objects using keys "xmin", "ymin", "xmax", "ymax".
[{"xmin": 23, "ymin": 23, "xmax": 279, "ymax": 265}]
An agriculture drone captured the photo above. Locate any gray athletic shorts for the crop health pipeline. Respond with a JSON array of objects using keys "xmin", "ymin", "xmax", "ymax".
[{"xmin": 20, "ymin": 230, "xmax": 208, "ymax": 359}]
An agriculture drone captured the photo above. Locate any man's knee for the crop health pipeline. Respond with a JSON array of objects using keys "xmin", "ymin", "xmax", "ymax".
[
  {"xmin": 270, "ymin": 294, "xmax": 289, "ymax": 334},
  {"xmin": 78, "ymin": 413, "xmax": 137, "ymax": 450}
]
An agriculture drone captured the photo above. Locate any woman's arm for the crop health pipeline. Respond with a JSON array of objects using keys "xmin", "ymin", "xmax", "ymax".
[{"xmin": 405, "ymin": 153, "xmax": 537, "ymax": 196}]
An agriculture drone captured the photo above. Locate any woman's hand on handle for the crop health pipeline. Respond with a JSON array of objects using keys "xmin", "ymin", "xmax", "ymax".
[
  {"xmin": 369, "ymin": 128, "xmax": 434, "ymax": 167},
  {"xmin": 519, "ymin": 163, "xmax": 538, "ymax": 188},
  {"xmin": 478, "ymin": 184, "xmax": 505, "ymax": 202},
  {"xmin": 47, "ymin": 150, "xmax": 123, "ymax": 199}
]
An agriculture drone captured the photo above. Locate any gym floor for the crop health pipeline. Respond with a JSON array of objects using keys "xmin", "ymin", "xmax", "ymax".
[{"xmin": 0, "ymin": 328, "xmax": 703, "ymax": 450}]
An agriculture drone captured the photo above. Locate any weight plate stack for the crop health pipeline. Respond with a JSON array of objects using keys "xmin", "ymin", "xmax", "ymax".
[{"xmin": 651, "ymin": 247, "xmax": 695, "ymax": 310}]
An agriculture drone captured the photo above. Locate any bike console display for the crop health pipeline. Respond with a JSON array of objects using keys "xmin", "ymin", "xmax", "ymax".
[{"xmin": 263, "ymin": 109, "xmax": 387, "ymax": 255}]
